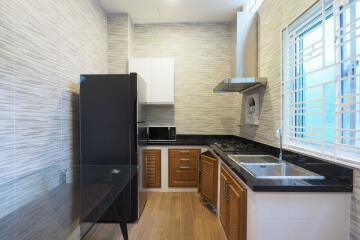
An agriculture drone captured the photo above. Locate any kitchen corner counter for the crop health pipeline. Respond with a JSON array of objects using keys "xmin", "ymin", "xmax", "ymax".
[
  {"xmin": 210, "ymin": 144, "xmax": 353, "ymax": 193},
  {"xmin": 144, "ymin": 134, "xmax": 353, "ymax": 192}
]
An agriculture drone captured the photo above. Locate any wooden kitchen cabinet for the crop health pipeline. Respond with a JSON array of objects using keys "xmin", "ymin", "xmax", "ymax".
[
  {"xmin": 199, "ymin": 151, "xmax": 218, "ymax": 207},
  {"xmin": 220, "ymin": 164, "xmax": 247, "ymax": 240},
  {"xmin": 168, "ymin": 149, "xmax": 200, "ymax": 187},
  {"xmin": 143, "ymin": 149, "xmax": 161, "ymax": 188}
]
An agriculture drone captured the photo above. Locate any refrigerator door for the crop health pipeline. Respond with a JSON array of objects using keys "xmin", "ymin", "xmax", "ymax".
[
  {"xmin": 132, "ymin": 73, "xmax": 147, "ymax": 219},
  {"xmin": 80, "ymin": 74, "xmax": 132, "ymax": 166},
  {"xmin": 80, "ymin": 74, "xmax": 134, "ymax": 222}
]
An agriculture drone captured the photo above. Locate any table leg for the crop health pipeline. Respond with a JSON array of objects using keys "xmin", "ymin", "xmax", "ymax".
[
  {"xmin": 111, "ymin": 199, "xmax": 129, "ymax": 240},
  {"xmin": 119, "ymin": 222, "xmax": 129, "ymax": 240}
]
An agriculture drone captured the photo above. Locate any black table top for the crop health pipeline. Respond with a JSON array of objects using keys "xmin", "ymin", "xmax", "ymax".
[{"xmin": 0, "ymin": 165, "xmax": 136, "ymax": 240}]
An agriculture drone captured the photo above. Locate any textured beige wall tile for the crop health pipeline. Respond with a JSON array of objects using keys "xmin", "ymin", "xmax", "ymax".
[
  {"xmin": 351, "ymin": 170, "xmax": 360, "ymax": 240},
  {"xmin": 108, "ymin": 14, "xmax": 130, "ymax": 73},
  {"xmin": 133, "ymin": 23, "xmax": 241, "ymax": 134},
  {"xmin": 0, "ymin": 0, "xmax": 107, "ymax": 219},
  {"xmin": 235, "ymin": 0, "xmax": 317, "ymax": 146},
  {"xmin": 237, "ymin": 1, "xmax": 359, "ymax": 239}
]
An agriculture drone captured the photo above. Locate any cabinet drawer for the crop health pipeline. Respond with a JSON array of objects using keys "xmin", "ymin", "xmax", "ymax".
[
  {"xmin": 169, "ymin": 169, "xmax": 198, "ymax": 187},
  {"xmin": 168, "ymin": 149, "xmax": 200, "ymax": 187},
  {"xmin": 170, "ymin": 157, "xmax": 197, "ymax": 169},
  {"xmin": 169, "ymin": 149, "xmax": 200, "ymax": 158}
]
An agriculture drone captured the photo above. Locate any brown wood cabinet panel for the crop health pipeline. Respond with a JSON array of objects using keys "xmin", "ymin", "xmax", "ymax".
[
  {"xmin": 199, "ymin": 152, "xmax": 218, "ymax": 207},
  {"xmin": 220, "ymin": 167, "xmax": 229, "ymax": 232},
  {"xmin": 143, "ymin": 149, "xmax": 161, "ymax": 188},
  {"xmin": 228, "ymin": 184, "xmax": 242, "ymax": 240},
  {"xmin": 169, "ymin": 169, "xmax": 198, "ymax": 187},
  {"xmin": 220, "ymin": 164, "xmax": 247, "ymax": 240},
  {"xmin": 169, "ymin": 149, "xmax": 201, "ymax": 158},
  {"xmin": 228, "ymin": 168, "xmax": 247, "ymax": 240},
  {"xmin": 170, "ymin": 156, "xmax": 198, "ymax": 170},
  {"xmin": 168, "ymin": 149, "xmax": 200, "ymax": 187}
]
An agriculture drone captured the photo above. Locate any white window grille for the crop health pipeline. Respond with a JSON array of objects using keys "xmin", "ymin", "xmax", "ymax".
[{"xmin": 282, "ymin": 0, "xmax": 360, "ymax": 168}]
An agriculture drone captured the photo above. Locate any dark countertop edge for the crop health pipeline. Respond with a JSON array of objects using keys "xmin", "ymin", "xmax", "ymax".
[
  {"xmin": 145, "ymin": 134, "xmax": 237, "ymax": 146},
  {"xmin": 250, "ymin": 186, "xmax": 353, "ymax": 192}
]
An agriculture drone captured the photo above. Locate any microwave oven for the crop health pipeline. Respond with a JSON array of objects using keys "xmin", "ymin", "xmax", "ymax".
[{"xmin": 147, "ymin": 126, "xmax": 176, "ymax": 142}]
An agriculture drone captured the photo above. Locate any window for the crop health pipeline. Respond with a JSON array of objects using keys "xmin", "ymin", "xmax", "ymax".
[{"xmin": 282, "ymin": 0, "xmax": 360, "ymax": 167}]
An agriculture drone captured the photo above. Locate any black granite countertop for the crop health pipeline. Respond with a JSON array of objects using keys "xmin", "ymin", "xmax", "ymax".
[
  {"xmin": 146, "ymin": 134, "xmax": 353, "ymax": 192},
  {"xmin": 146, "ymin": 134, "xmax": 238, "ymax": 146},
  {"xmin": 210, "ymin": 144, "xmax": 353, "ymax": 193}
]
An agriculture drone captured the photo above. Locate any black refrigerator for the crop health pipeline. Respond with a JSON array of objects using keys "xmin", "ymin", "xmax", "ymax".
[{"xmin": 80, "ymin": 73, "xmax": 147, "ymax": 223}]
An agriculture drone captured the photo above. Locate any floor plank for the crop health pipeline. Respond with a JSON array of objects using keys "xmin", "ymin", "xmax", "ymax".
[{"xmin": 84, "ymin": 192, "xmax": 225, "ymax": 240}]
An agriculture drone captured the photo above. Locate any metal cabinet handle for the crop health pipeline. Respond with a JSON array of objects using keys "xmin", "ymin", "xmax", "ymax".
[
  {"xmin": 225, "ymin": 182, "xmax": 230, "ymax": 201},
  {"xmin": 180, "ymin": 166, "xmax": 190, "ymax": 169},
  {"xmin": 180, "ymin": 158, "xmax": 190, "ymax": 161},
  {"xmin": 179, "ymin": 150, "xmax": 190, "ymax": 154}
]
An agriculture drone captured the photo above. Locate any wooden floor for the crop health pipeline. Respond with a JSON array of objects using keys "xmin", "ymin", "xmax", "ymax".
[{"xmin": 84, "ymin": 192, "xmax": 225, "ymax": 240}]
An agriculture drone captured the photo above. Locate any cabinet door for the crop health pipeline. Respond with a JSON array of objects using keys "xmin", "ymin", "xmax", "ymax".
[
  {"xmin": 143, "ymin": 150, "xmax": 161, "ymax": 188},
  {"xmin": 128, "ymin": 58, "xmax": 174, "ymax": 104},
  {"xmin": 149, "ymin": 58, "xmax": 174, "ymax": 103},
  {"xmin": 199, "ymin": 154, "xmax": 218, "ymax": 206},
  {"xmin": 228, "ymin": 176, "xmax": 247, "ymax": 240},
  {"xmin": 228, "ymin": 184, "xmax": 244, "ymax": 240},
  {"xmin": 220, "ymin": 165, "xmax": 247, "ymax": 240},
  {"xmin": 219, "ymin": 168, "xmax": 228, "ymax": 233}
]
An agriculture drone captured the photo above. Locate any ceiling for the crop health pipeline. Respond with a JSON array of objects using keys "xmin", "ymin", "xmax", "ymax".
[{"xmin": 98, "ymin": 0, "xmax": 248, "ymax": 24}]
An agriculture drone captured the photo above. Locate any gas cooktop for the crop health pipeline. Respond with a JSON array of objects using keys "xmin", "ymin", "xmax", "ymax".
[{"xmin": 213, "ymin": 142, "xmax": 262, "ymax": 155}]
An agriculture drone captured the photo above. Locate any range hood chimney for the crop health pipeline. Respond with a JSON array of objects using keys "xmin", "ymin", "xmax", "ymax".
[{"xmin": 213, "ymin": 12, "xmax": 266, "ymax": 93}]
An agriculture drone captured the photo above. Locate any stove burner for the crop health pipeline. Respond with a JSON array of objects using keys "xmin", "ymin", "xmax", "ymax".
[{"xmin": 214, "ymin": 142, "xmax": 258, "ymax": 154}]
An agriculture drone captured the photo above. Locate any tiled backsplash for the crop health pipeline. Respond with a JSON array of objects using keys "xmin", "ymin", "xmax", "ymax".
[
  {"xmin": 145, "ymin": 105, "xmax": 175, "ymax": 126},
  {"xmin": 0, "ymin": 0, "xmax": 107, "ymax": 219}
]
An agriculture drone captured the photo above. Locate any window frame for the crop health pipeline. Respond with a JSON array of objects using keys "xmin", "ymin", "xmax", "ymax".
[{"xmin": 281, "ymin": 0, "xmax": 360, "ymax": 169}]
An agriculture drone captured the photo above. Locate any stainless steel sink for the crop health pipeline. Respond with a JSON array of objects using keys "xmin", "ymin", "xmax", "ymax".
[
  {"xmin": 228, "ymin": 155, "xmax": 280, "ymax": 164},
  {"xmin": 241, "ymin": 163, "xmax": 325, "ymax": 180}
]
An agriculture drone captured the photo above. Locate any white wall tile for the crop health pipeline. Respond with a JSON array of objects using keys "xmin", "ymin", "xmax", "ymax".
[
  {"xmin": 133, "ymin": 23, "xmax": 241, "ymax": 134},
  {"xmin": 238, "ymin": 0, "xmax": 360, "ymax": 238},
  {"xmin": 108, "ymin": 14, "xmax": 130, "ymax": 73},
  {"xmin": 0, "ymin": 0, "xmax": 107, "ymax": 219}
]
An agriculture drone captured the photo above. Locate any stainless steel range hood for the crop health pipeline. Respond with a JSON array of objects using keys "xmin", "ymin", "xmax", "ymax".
[{"xmin": 214, "ymin": 12, "xmax": 267, "ymax": 93}]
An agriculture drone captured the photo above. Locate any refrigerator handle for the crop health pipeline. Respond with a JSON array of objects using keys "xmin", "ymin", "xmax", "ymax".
[{"xmin": 134, "ymin": 99, "xmax": 138, "ymax": 155}]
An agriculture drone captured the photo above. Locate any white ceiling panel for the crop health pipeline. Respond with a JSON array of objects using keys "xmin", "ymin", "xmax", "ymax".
[{"xmin": 99, "ymin": 0, "xmax": 248, "ymax": 23}]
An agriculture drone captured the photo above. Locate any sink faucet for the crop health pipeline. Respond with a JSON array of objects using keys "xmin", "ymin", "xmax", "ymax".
[{"xmin": 277, "ymin": 128, "xmax": 283, "ymax": 162}]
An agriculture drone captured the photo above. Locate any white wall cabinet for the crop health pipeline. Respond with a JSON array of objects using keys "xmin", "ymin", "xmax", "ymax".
[{"xmin": 129, "ymin": 58, "xmax": 174, "ymax": 104}]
